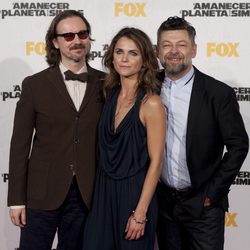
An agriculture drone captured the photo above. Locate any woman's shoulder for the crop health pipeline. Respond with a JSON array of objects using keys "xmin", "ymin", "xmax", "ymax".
[
  {"xmin": 140, "ymin": 94, "xmax": 165, "ymax": 119},
  {"xmin": 142, "ymin": 94, "xmax": 164, "ymax": 109},
  {"xmin": 139, "ymin": 94, "xmax": 166, "ymax": 127}
]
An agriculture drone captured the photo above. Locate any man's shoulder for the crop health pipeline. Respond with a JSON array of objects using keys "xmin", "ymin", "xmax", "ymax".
[
  {"xmin": 157, "ymin": 69, "xmax": 165, "ymax": 83},
  {"xmin": 24, "ymin": 66, "xmax": 58, "ymax": 81},
  {"xmin": 194, "ymin": 66, "xmax": 233, "ymax": 94},
  {"xmin": 87, "ymin": 64, "xmax": 106, "ymax": 77},
  {"xmin": 20, "ymin": 66, "xmax": 61, "ymax": 93}
]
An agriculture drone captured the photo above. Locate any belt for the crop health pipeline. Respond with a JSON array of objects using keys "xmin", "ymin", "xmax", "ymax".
[{"xmin": 158, "ymin": 182, "xmax": 192, "ymax": 199}]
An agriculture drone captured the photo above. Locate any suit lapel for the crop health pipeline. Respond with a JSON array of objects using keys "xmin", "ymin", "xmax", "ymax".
[
  {"xmin": 186, "ymin": 68, "xmax": 206, "ymax": 157},
  {"xmin": 78, "ymin": 66, "xmax": 99, "ymax": 113},
  {"xmin": 47, "ymin": 66, "xmax": 76, "ymax": 111}
]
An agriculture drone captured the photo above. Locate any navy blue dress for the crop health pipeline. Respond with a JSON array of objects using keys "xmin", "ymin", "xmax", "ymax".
[{"xmin": 83, "ymin": 87, "xmax": 157, "ymax": 250}]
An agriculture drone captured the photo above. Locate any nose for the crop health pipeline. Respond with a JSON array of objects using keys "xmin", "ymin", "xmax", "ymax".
[
  {"xmin": 73, "ymin": 34, "xmax": 82, "ymax": 43},
  {"xmin": 121, "ymin": 53, "xmax": 128, "ymax": 62},
  {"xmin": 170, "ymin": 45, "xmax": 178, "ymax": 53}
]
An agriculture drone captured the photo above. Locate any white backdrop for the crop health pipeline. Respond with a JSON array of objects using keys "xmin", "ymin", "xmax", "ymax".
[{"xmin": 0, "ymin": 0, "xmax": 249, "ymax": 249}]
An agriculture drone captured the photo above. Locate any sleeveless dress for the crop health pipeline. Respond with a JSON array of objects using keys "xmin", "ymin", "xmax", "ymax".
[{"xmin": 83, "ymin": 86, "xmax": 157, "ymax": 250}]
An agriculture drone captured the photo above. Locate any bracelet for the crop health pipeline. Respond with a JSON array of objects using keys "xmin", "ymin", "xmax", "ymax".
[{"xmin": 131, "ymin": 210, "xmax": 148, "ymax": 225}]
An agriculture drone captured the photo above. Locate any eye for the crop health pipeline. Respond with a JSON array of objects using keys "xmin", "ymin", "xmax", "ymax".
[
  {"xmin": 163, "ymin": 44, "xmax": 171, "ymax": 48},
  {"xmin": 129, "ymin": 51, "xmax": 139, "ymax": 56},
  {"xmin": 63, "ymin": 33, "xmax": 74, "ymax": 38},
  {"xmin": 115, "ymin": 48, "xmax": 123, "ymax": 54},
  {"xmin": 78, "ymin": 30, "xmax": 89, "ymax": 40}
]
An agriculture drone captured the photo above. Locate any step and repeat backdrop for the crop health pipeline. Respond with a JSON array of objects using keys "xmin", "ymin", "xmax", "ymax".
[{"xmin": 0, "ymin": 0, "xmax": 249, "ymax": 249}]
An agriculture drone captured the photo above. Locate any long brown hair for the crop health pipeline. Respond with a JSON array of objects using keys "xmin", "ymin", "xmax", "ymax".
[
  {"xmin": 103, "ymin": 27, "xmax": 160, "ymax": 97},
  {"xmin": 45, "ymin": 10, "xmax": 93, "ymax": 66}
]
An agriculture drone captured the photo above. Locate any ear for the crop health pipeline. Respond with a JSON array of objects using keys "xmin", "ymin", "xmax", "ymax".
[
  {"xmin": 53, "ymin": 38, "xmax": 59, "ymax": 49},
  {"xmin": 192, "ymin": 44, "xmax": 197, "ymax": 59},
  {"xmin": 155, "ymin": 45, "xmax": 159, "ymax": 58}
]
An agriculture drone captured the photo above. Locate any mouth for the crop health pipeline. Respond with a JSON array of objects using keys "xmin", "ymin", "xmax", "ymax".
[
  {"xmin": 119, "ymin": 65, "xmax": 130, "ymax": 69},
  {"xmin": 71, "ymin": 48, "xmax": 85, "ymax": 56},
  {"xmin": 167, "ymin": 57, "xmax": 182, "ymax": 62},
  {"xmin": 72, "ymin": 48, "xmax": 84, "ymax": 52},
  {"xmin": 166, "ymin": 58, "xmax": 183, "ymax": 66}
]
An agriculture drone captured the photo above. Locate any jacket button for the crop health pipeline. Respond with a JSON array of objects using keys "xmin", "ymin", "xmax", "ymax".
[{"xmin": 74, "ymin": 139, "xmax": 78, "ymax": 143}]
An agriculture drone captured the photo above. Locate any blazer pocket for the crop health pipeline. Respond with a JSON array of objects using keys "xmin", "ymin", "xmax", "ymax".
[{"xmin": 27, "ymin": 159, "xmax": 50, "ymax": 201}]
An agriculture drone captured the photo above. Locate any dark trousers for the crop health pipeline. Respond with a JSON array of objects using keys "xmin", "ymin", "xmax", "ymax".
[
  {"xmin": 19, "ymin": 177, "xmax": 88, "ymax": 250},
  {"xmin": 156, "ymin": 182, "xmax": 225, "ymax": 250}
]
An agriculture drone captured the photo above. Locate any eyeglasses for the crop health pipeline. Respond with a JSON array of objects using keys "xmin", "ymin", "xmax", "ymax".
[{"xmin": 56, "ymin": 30, "xmax": 89, "ymax": 42}]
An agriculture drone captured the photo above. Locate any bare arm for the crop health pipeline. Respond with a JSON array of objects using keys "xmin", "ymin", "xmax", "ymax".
[{"xmin": 125, "ymin": 95, "xmax": 166, "ymax": 240}]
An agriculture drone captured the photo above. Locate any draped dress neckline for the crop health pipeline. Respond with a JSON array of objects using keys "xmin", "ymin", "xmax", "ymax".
[
  {"xmin": 112, "ymin": 87, "xmax": 138, "ymax": 134},
  {"xmin": 98, "ymin": 86, "xmax": 148, "ymax": 180}
]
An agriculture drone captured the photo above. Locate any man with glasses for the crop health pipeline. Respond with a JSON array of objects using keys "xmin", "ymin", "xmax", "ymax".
[
  {"xmin": 8, "ymin": 10, "xmax": 105, "ymax": 250},
  {"xmin": 156, "ymin": 16, "xmax": 248, "ymax": 250}
]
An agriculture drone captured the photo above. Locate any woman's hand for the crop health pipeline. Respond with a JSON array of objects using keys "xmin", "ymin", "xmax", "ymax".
[{"xmin": 125, "ymin": 212, "xmax": 147, "ymax": 240}]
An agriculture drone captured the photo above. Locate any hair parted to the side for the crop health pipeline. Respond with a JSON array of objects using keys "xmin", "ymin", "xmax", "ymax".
[
  {"xmin": 45, "ymin": 10, "xmax": 93, "ymax": 66},
  {"xmin": 157, "ymin": 16, "xmax": 196, "ymax": 45},
  {"xmin": 103, "ymin": 27, "xmax": 160, "ymax": 97}
]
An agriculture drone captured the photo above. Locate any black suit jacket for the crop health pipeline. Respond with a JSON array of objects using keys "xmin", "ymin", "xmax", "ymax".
[
  {"xmin": 159, "ymin": 66, "xmax": 249, "ymax": 217},
  {"xmin": 8, "ymin": 65, "xmax": 105, "ymax": 210}
]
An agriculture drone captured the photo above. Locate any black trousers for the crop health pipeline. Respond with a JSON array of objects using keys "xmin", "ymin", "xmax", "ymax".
[
  {"xmin": 156, "ymin": 182, "xmax": 225, "ymax": 250},
  {"xmin": 19, "ymin": 177, "xmax": 88, "ymax": 250}
]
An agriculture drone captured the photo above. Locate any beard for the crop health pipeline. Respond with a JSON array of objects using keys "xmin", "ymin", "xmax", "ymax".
[
  {"xmin": 163, "ymin": 61, "xmax": 189, "ymax": 76},
  {"xmin": 69, "ymin": 44, "xmax": 89, "ymax": 63},
  {"xmin": 162, "ymin": 52, "xmax": 191, "ymax": 77}
]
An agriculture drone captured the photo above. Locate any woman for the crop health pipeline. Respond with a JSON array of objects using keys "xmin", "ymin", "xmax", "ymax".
[{"xmin": 83, "ymin": 27, "xmax": 166, "ymax": 250}]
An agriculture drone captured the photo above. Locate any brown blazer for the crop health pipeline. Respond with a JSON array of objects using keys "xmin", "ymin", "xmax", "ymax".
[{"xmin": 8, "ymin": 65, "xmax": 105, "ymax": 210}]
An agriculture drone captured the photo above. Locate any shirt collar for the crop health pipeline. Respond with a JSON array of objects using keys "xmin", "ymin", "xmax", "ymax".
[
  {"xmin": 59, "ymin": 63, "xmax": 88, "ymax": 81},
  {"xmin": 163, "ymin": 66, "xmax": 194, "ymax": 89}
]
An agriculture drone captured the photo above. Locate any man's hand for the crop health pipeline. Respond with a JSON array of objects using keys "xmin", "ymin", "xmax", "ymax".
[
  {"xmin": 9, "ymin": 207, "xmax": 26, "ymax": 227},
  {"xmin": 204, "ymin": 196, "xmax": 213, "ymax": 208}
]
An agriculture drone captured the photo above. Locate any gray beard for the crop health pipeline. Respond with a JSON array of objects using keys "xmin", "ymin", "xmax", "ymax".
[{"xmin": 164, "ymin": 62, "xmax": 189, "ymax": 77}]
